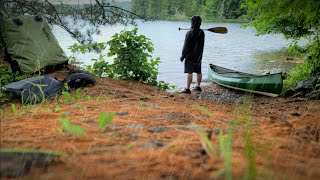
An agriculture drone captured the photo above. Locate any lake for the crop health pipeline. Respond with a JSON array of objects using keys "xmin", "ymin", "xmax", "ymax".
[{"xmin": 52, "ymin": 21, "xmax": 298, "ymax": 88}]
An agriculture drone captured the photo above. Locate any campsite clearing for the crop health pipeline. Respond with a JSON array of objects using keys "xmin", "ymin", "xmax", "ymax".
[{"xmin": 1, "ymin": 67, "xmax": 320, "ymax": 179}]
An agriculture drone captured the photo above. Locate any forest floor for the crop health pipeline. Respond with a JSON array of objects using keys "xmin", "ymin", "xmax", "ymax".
[{"xmin": 1, "ymin": 67, "xmax": 320, "ymax": 179}]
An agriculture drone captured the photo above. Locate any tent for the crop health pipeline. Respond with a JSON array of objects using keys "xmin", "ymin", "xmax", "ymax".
[{"xmin": 0, "ymin": 12, "xmax": 68, "ymax": 74}]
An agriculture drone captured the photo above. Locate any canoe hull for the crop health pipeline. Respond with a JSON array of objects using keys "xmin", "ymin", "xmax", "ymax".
[{"xmin": 208, "ymin": 64, "xmax": 283, "ymax": 97}]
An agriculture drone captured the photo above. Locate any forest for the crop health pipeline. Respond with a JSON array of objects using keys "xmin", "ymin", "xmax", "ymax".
[{"xmin": 132, "ymin": 0, "xmax": 246, "ymax": 21}]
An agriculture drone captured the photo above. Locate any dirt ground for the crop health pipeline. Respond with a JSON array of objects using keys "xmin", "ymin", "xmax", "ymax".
[{"xmin": 1, "ymin": 67, "xmax": 320, "ymax": 179}]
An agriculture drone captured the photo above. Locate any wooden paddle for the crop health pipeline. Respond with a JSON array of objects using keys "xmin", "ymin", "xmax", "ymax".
[{"xmin": 178, "ymin": 27, "xmax": 228, "ymax": 34}]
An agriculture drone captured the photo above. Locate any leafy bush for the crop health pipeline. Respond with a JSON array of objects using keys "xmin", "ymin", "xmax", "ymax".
[
  {"xmin": 83, "ymin": 28, "xmax": 174, "ymax": 90},
  {"xmin": 284, "ymin": 62, "xmax": 313, "ymax": 90}
]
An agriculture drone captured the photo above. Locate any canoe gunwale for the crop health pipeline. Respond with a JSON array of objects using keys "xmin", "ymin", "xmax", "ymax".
[{"xmin": 209, "ymin": 64, "xmax": 282, "ymax": 78}]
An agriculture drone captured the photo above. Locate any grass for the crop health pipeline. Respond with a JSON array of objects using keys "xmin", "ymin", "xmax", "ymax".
[
  {"xmin": 195, "ymin": 103, "xmax": 237, "ymax": 179},
  {"xmin": 59, "ymin": 117, "xmax": 87, "ymax": 137},
  {"xmin": 11, "ymin": 103, "xmax": 17, "ymax": 115},
  {"xmin": 62, "ymin": 91, "xmax": 71, "ymax": 104},
  {"xmin": 196, "ymin": 97, "xmax": 259, "ymax": 180},
  {"xmin": 54, "ymin": 106, "xmax": 62, "ymax": 113},
  {"xmin": 21, "ymin": 81, "xmax": 47, "ymax": 104},
  {"xmin": 233, "ymin": 97, "xmax": 258, "ymax": 179},
  {"xmin": 192, "ymin": 104, "xmax": 214, "ymax": 119},
  {"xmin": 199, "ymin": 130, "xmax": 217, "ymax": 156},
  {"xmin": 98, "ymin": 112, "xmax": 116, "ymax": 132},
  {"xmin": 218, "ymin": 121, "xmax": 237, "ymax": 180},
  {"xmin": 241, "ymin": 100, "xmax": 257, "ymax": 180}
]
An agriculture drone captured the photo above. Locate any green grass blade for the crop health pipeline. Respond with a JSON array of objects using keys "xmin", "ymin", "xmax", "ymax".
[
  {"xmin": 98, "ymin": 112, "xmax": 116, "ymax": 132},
  {"xmin": 60, "ymin": 117, "xmax": 87, "ymax": 137}
]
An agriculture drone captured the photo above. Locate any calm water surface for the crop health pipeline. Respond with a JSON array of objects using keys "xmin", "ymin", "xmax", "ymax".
[{"xmin": 53, "ymin": 21, "xmax": 297, "ymax": 88}]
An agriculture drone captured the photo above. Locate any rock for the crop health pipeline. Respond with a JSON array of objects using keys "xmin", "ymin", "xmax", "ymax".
[
  {"xmin": 291, "ymin": 112, "xmax": 300, "ymax": 117},
  {"xmin": 292, "ymin": 91, "xmax": 306, "ymax": 98},
  {"xmin": 140, "ymin": 97, "xmax": 149, "ymax": 101},
  {"xmin": 108, "ymin": 125, "xmax": 121, "ymax": 131},
  {"xmin": 63, "ymin": 111, "xmax": 71, "ymax": 116},
  {"xmin": 125, "ymin": 124, "xmax": 144, "ymax": 130},
  {"xmin": 295, "ymin": 78, "xmax": 318, "ymax": 90},
  {"xmin": 116, "ymin": 111, "xmax": 129, "ymax": 116},
  {"xmin": 285, "ymin": 78, "xmax": 320, "ymax": 98},
  {"xmin": 283, "ymin": 89, "xmax": 295, "ymax": 97},
  {"xmin": 187, "ymin": 124, "xmax": 202, "ymax": 131},
  {"xmin": 160, "ymin": 174, "xmax": 179, "ymax": 180},
  {"xmin": 148, "ymin": 126, "xmax": 165, "ymax": 133},
  {"xmin": 0, "ymin": 151, "xmax": 59, "ymax": 178},
  {"xmin": 306, "ymin": 90, "xmax": 320, "ymax": 100},
  {"xmin": 141, "ymin": 140, "xmax": 164, "ymax": 149},
  {"xmin": 129, "ymin": 133, "xmax": 139, "ymax": 140}
]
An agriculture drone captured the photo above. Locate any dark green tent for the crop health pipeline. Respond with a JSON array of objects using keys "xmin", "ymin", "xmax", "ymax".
[{"xmin": 0, "ymin": 13, "xmax": 68, "ymax": 73}]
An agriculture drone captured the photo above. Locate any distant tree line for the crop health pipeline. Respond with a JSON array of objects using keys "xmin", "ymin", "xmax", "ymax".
[{"xmin": 132, "ymin": 0, "xmax": 246, "ymax": 21}]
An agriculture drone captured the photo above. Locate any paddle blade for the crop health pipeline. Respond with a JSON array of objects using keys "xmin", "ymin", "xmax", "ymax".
[{"xmin": 207, "ymin": 27, "xmax": 228, "ymax": 34}]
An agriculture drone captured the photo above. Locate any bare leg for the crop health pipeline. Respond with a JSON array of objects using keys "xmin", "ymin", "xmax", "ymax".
[
  {"xmin": 197, "ymin": 73, "xmax": 202, "ymax": 87},
  {"xmin": 187, "ymin": 73, "xmax": 193, "ymax": 89}
]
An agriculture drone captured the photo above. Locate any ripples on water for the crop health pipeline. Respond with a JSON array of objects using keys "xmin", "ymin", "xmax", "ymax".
[{"xmin": 53, "ymin": 21, "xmax": 298, "ymax": 88}]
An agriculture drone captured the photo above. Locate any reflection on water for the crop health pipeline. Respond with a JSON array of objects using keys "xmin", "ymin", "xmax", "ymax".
[
  {"xmin": 252, "ymin": 48, "xmax": 302, "ymax": 74},
  {"xmin": 52, "ymin": 21, "xmax": 297, "ymax": 88}
]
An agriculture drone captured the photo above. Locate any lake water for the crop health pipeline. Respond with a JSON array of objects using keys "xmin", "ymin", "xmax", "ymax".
[{"xmin": 52, "ymin": 21, "xmax": 297, "ymax": 88}]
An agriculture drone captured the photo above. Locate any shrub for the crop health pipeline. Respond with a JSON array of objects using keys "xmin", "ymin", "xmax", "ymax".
[
  {"xmin": 83, "ymin": 28, "xmax": 175, "ymax": 90},
  {"xmin": 284, "ymin": 62, "xmax": 313, "ymax": 90}
]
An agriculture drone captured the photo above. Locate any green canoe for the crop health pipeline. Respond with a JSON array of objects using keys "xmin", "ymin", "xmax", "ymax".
[{"xmin": 208, "ymin": 64, "xmax": 283, "ymax": 97}]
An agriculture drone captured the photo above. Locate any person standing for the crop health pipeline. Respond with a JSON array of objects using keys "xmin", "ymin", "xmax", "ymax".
[{"xmin": 180, "ymin": 16, "xmax": 205, "ymax": 94}]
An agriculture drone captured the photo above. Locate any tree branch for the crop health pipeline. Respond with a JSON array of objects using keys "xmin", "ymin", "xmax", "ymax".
[{"xmin": 44, "ymin": 0, "xmax": 77, "ymax": 38}]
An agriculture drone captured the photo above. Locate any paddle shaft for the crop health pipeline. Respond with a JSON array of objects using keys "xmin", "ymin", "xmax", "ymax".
[{"xmin": 178, "ymin": 27, "xmax": 228, "ymax": 34}]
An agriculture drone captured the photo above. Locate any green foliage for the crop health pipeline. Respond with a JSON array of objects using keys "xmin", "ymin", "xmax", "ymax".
[
  {"xmin": 98, "ymin": 112, "xmax": 116, "ymax": 132},
  {"xmin": 11, "ymin": 103, "xmax": 17, "ymax": 115},
  {"xmin": 62, "ymin": 91, "xmax": 71, "ymax": 104},
  {"xmin": 284, "ymin": 62, "xmax": 313, "ymax": 90},
  {"xmin": 243, "ymin": 0, "xmax": 320, "ymax": 87},
  {"xmin": 200, "ymin": 130, "xmax": 217, "ymax": 155},
  {"xmin": 240, "ymin": 98, "xmax": 257, "ymax": 180},
  {"xmin": 54, "ymin": 106, "xmax": 62, "ymax": 113},
  {"xmin": 0, "ymin": 66, "xmax": 31, "ymax": 86},
  {"xmin": 132, "ymin": 0, "xmax": 246, "ymax": 21},
  {"xmin": 218, "ymin": 122, "xmax": 237, "ymax": 180},
  {"xmin": 106, "ymin": 28, "xmax": 158, "ymax": 83},
  {"xmin": 84, "ymin": 28, "xmax": 174, "ymax": 90},
  {"xmin": 0, "ymin": 66, "xmax": 31, "ymax": 104},
  {"xmin": 59, "ymin": 117, "xmax": 87, "ymax": 137}
]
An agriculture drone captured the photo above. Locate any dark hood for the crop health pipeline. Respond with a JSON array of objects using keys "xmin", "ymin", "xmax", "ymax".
[{"xmin": 191, "ymin": 16, "xmax": 202, "ymax": 29}]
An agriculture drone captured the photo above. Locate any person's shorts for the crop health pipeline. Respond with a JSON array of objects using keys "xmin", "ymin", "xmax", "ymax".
[{"xmin": 184, "ymin": 62, "xmax": 201, "ymax": 74}]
